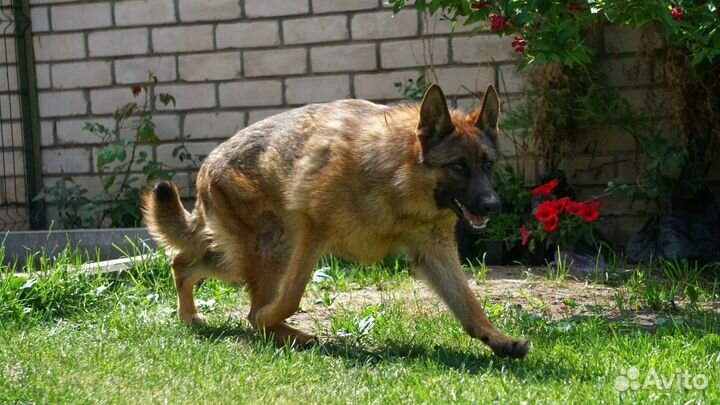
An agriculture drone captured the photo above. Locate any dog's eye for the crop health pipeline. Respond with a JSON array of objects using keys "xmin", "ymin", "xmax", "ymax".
[
  {"xmin": 484, "ymin": 160, "xmax": 495, "ymax": 172},
  {"xmin": 450, "ymin": 162, "xmax": 467, "ymax": 174}
]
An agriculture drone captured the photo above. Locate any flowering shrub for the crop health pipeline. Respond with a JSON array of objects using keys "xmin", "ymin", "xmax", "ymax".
[
  {"xmin": 521, "ymin": 179, "xmax": 603, "ymax": 251},
  {"xmin": 389, "ymin": 0, "xmax": 720, "ymax": 69}
]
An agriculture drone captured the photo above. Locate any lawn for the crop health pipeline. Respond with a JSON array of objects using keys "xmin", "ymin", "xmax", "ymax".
[{"xmin": 1, "ymin": 247, "xmax": 718, "ymax": 404}]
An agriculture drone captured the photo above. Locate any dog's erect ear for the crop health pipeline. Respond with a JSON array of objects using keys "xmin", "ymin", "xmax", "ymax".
[
  {"xmin": 471, "ymin": 85, "xmax": 500, "ymax": 139},
  {"xmin": 417, "ymin": 84, "xmax": 454, "ymax": 145}
]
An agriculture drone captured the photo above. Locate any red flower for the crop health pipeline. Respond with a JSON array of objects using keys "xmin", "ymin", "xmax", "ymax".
[
  {"xmin": 671, "ymin": 7, "xmax": 683, "ymax": 21},
  {"xmin": 552, "ymin": 197, "xmax": 570, "ymax": 213},
  {"xmin": 511, "ymin": 36, "xmax": 527, "ymax": 53},
  {"xmin": 535, "ymin": 201, "xmax": 558, "ymax": 223},
  {"xmin": 564, "ymin": 200, "xmax": 583, "ymax": 216},
  {"xmin": 544, "ymin": 215, "xmax": 559, "ymax": 233},
  {"xmin": 520, "ymin": 225, "xmax": 533, "ymax": 246},
  {"xmin": 531, "ymin": 179, "xmax": 559, "ymax": 197},
  {"xmin": 580, "ymin": 204, "xmax": 600, "ymax": 223},
  {"xmin": 471, "ymin": 1, "xmax": 490, "ymax": 10},
  {"xmin": 489, "ymin": 14, "xmax": 507, "ymax": 31}
]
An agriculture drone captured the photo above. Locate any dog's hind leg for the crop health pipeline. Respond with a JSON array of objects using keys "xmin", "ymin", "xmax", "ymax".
[
  {"xmin": 172, "ymin": 254, "xmax": 211, "ymax": 324},
  {"xmin": 409, "ymin": 236, "xmax": 529, "ymax": 359},
  {"xmin": 253, "ymin": 224, "xmax": 324, "ymax": 335}
]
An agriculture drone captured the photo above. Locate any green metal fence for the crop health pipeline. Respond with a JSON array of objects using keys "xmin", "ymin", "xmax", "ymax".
[{"xmin": 0, "ymin": 0, "xmax": 44, "ymax": 230}]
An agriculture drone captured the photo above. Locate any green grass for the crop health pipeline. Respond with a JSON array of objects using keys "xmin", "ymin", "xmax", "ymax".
[{"xmin": 1, "ymin": 247, "xmax": 719, "ymax": 404}]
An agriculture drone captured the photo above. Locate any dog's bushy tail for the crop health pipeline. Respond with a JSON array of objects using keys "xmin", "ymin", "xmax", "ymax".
[{"xmin": 142, "ymin": 181, "xmax": 203, "ymax": 256}]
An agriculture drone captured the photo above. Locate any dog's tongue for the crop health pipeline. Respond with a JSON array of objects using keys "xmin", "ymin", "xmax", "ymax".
[{"xmin": 461, "ymin": 205, "xmax": 487, "ymax": 227}]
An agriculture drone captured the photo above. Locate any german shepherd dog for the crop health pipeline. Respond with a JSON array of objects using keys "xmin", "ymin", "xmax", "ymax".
[{"xmin": 142, "ymin": 84, "xmax": 529, "ymax": 358}]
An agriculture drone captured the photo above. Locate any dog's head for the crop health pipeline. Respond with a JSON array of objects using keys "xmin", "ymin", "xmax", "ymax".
[{"xmin": 416, "ymin": 84, "xmax": 500, "ymax": 233}]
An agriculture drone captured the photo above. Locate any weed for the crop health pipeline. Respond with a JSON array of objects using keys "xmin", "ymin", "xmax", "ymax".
[
  {"xmin": 466, "ymin": 253, "xmax": 489, "ymax": 282},
  {"xmin": 546, "ymin": 246, "xmax": 571, "ymax": 284}
]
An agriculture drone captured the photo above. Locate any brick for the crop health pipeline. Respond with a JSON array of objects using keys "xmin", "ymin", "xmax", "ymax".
[
  {"xmin": 604, "ymin": 26, "xmax": 662, "ymax": 54},
  {"xmin": 312, "ymin": 0, "xmax": 377, "ymax": 13},
  {"xmin": 283, "ymin": 15, "xmax": 348, "ymax": 45},
  {"xmin": 1, "ymin": 121, "xmax": 24, "ymax": 147},
  {"xmin": 598, "ymin": 57, "xmax": 654, "ymax": 87},
  {"xmin": 248, "ymin": 108, "xmax": 287, "ymax": 125},
  {"xmin": 33, "ymin": 33, "xmax": 85, "ymax": 61},
  {"xmin": 179, "ymin": 0, "xmax": 241, "ymax": 22},
  {"xmin": 351, "ymin": 10, "xmax": 418, "ymax": 40},
  {"xmin": 219, "ymin": 81, "xmax": 283, "ymax": 107},
  {"xmin": 184, "ymin": 112, "xmax": 246, "ymax": 139},
  {"xmin": 380, "ymin": 38, "xmax": 448, "ymax": 69},
  {"xmin": 433, "ymin": 66, "xmax": 495, "ymax": 97},
  {"xmin": 29, "ymin": 0, "xmax": 76, "ymax": 5},
  {"xmin": 115, "ymin": 0, "xmax": 176, "ymax": 26},
  {"xmin": 88, "ymin": 28, "xmax": 148, "ymax": 57},
  {"xmin": 1, "ymin": 38, "xmax": 16, "ymax": 63},
  {"xmin": 245, "ymin": 0, "xmax": 308, "ymax": 17},
  {"xmin": 498, "ymin": 64, "xmax": 524, "ymax": 93},
  {"xmin": 152, "ymin": 25, "xmax": 214, "ymax": 53},
  {"xmin": 89, "ymin": 88, "xmax": 142, "ymax": 115},
  {"xmin": 51, "ymin": 3, "xmax": 111, "ymax": 31},
  {"xmin": 51, "ymin": 61, "xmax": 112, "ymax": 89},
  {"xmin": 0, "ymin": 66, "xmax": 18, "ymax": 91},
  {"xmin": 115, "ymin": 56, "xmax": 177, "ymax": 84},
  {"xmin": 0, "ymin": 95, "xmax": 21, "ymax": 118},
  {"xmin": 30, "ymin": 7, "xmax": 49, "ymax": 32},
  {"xmin": 153, "ymin": 114, "xmax": 182, "ymax": 141},
  {"xmin": 244, "ymin": 49, "xmax": 307, "ymax": 77},
  {"xmin": 354, "ymin": 70, "xmax": 422, "ymax": 100},
  {"xmin": 311, "ymin": 44, "xmax": 376, "ymax": 73},
  {"xmin": 179, "ymin": 52, "xmax": 241, "ymax": 81},
  {"xmin": 40, "ymin": 120, "xmax": 54, "ymax": 146},
  {"xmin": 286, "ymin": 75, "xmax": 350, "ymax": 104},
  {"xmin": 564, "ymin": 155, "xmax": 618, "ymax": 186},
  {"xmin": 56, "ymin": 117, "xmax": 115, "ymax": 145},
  {"xmin": 35, "ymin": 64, "xmax": 51, "ymax": 89},
  {"xmin": 0, "ymin": 150, "xmax": 25, "ymax": 176},
  {"xmin": 42, "ymin": 148, "xmax": 91, "ymax": 174},
  {"xmin": 576, "ymin": 126, "xmax": 636, "ymax": 155},
  {"xmin": 452, "ymin": 35, "xmax": 518, "ymax": 64},
  {"xmin": 38, "ymin": 90, "xmax": 86, "ymax": 117},
  {"xmin": 423, "ymin": 14, "xmax": 481, "ymax": 35},
  {"xmin": 216, "ymin": 21, "xmax": 280, "ymax": 49},
  {"xmin": 155, "ymin": 84, "xmax": 216, "ymax": 110},
  {"xmin": 156, "ymin": 141, "xmax": 218, "ymax": 165}
]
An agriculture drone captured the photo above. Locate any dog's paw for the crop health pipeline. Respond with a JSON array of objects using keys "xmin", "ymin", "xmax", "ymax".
[
  {"xmin": 179, "ymin": 311, "xmax": 208, "ymax": 325},
  {"xmin": 489, "ymin": 338, "xmax": 529, "ymax": 359}
]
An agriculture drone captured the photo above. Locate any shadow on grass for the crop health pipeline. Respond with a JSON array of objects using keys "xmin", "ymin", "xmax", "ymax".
[{"xmin": 190, "ymin": 320, "xmax": 573, "ymax": 379}]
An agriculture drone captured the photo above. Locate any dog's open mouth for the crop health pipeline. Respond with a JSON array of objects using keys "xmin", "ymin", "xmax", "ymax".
[{"xmin": 451, "ymin": 198, "xmax": 489, "ymax": 233}]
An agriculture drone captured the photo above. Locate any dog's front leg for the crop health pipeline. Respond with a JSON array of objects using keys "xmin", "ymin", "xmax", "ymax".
[
  {"xmin": 409, "ymin": 238, "xmax": 529, "ymax": 359},
  {"xmin": 254, "ymin": 225, "xmax": 323, "ymax": 333}
]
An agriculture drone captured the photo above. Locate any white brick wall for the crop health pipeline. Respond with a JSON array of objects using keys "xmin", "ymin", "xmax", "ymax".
[
  {"xmin": 51, "ymin": 3, "xmax": 112, "ymax": 31},
  {"xmin": 178, "ymin": 0, "xmax": 241, "ymax": 22},
  {"xmin": 178, "ymin": 52, "xmax": 242, "ymax": 81},
  {"xmin": 283, "ymin": 15, "xmax": 349, "ymax": 45},
  {"xmin": 152, "ymin": 25, "xmax": 214, "ymax": 53},
  {"xmin": 219, "ymin": 81, "xmax": 283, "ymax": 107},
  {"xmin": 216, "ymin": 21, "xmax": 281, "ymax": 49},
  {"xmin": 245, "ymin": 0, "xmax": 309, "ymax": 17},
  {"xmin": 311, "ymin": 43, "xmax": 377, "ymax": 72},
  {"xmin": 88, "ymin": 28, "xmax": 149, "ymax": 57},
  {"xmin": 115, "ymin": 0, "xmax": 176, "ymax": 26},
  {"xmin": 30, "ymin": 0, "xmax": 557, "ymax": 228},
  {"xmin": 286, "ymin": 75, "xmax": 351, "ymax": 104},
  {"xmin": 243, "ymin": 49, "xmax": 307, "ymax": 77}
]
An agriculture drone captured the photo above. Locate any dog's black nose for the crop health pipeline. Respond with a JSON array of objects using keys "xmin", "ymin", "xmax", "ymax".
[{"xmin": 477, "ymin": 194, "xmax": 500, "ymax": 213}]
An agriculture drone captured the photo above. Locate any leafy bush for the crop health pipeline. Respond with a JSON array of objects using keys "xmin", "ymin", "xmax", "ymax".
[{"xmin": 35, "ymin": 75, "xmax": 203, "ymax": 229}]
